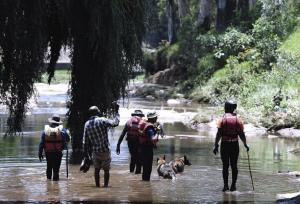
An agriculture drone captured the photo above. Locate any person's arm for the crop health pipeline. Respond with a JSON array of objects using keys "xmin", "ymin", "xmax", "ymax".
[
  {"xmin": 103, "ymin": 113, "xmax": 120, "ymax": 128},
  {"xmin": 213, "ymin": 118, "xmax": 222, "ymax": 155},
  {"xmin": 82, "ymin": 124, "xmax": 91, "ymax": 158},
  {"xmin": 147, "ymin": 127, "xmax": 158, "ymax": 144},
  {"xmin": 238, "ymin": 119, "xmax": 249, "ymax": 151},
  {"xmin": 38, "ymin": 132, "xmax": 45, "ymax": 161},
  {"xmin": 213, "ymin": 130, "xmax": 222, "ymax": 155},
  {"xmin": 61, "ymin": 128, "xmax": 71, "ymax": 149},
  {"xmin": 116, "ymin": 124, "xmax": 128, "ymax": 155}
]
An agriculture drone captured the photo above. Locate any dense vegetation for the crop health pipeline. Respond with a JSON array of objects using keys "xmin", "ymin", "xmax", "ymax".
[
  {"xmin": 143, "ymin": 0, "xmax": 300, "ymax": 130},
  {"xmin": 0, "ymin": 1, "xmax": 144, "ymax": 158}
]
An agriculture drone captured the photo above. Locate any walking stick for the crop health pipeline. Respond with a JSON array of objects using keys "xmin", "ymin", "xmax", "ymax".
[
  {"xmin": 66, "ymin": 144, "xmax": 69, "ymax": 178},
  {"xmin": 247, "ymin": 151, "xmax": 254, "ymax": 191}
]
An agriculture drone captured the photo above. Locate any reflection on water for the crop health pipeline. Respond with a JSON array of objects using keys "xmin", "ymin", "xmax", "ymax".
[{"xmin": 1, "ymin": 83, "xmax": 300, "ymax": 203}]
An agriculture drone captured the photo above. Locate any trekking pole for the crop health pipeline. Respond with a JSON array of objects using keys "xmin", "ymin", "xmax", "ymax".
[
  {"xmin": 247, "ymin": 151, "xmax": 254, "ymax": 191},
  {"xmin": 66, "ymin": 144, "xmax": 69, "ymax": 178}
]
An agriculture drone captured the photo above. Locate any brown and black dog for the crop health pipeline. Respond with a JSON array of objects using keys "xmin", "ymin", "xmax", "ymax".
[
  {"xmin": 169, "ymin": 155, "xmax": 192, "ymax": 173},
  {"xmin": 157, "ymin": 155, "xmax": 176, "ymax": 179}
]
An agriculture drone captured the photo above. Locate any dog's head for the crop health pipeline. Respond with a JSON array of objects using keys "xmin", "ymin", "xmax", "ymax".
[
  {"xmin": 157, "ymin": 155, "xmax": 166, "ymax": 166},
  {"xmin": 179, "ymin": 155, "xmax": 191, "ymax": 166}
]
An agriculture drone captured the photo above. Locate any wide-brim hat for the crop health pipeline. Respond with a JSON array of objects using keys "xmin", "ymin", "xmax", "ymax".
[
  {"xmin": 131, "ymin": 110, "xmax": 144, "ymax": 117},
  {"xmin": 147, "ymin": 112, "xmax": 158, "ymax": 119},
  {"xmin": 48, "ymin": 114, "xmax": 63, "ymax": 124}
]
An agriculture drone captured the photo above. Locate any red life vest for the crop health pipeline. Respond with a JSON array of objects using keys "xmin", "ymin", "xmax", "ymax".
[
  {"xmin": 138, "ymin": 120, "xmax": 158, "ymax": 145},
  {"xmin": 45, "ymin": 128, "xmax": 63, "ymax": 153},
  {"xmin": 126, "ymin": 116, "xmax": 142, "ymax": 139},
  {"xmin": 220, "ymin": 113, "xmax": 243, "ymax": 142}
]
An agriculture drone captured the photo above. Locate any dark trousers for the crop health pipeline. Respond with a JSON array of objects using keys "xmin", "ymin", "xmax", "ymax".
[
  {"xmin": 127, "ymin": 138, "xmax": 141, "ymax": 173},
  {"xmin": 45, "ymin": 152, "xmax": 63, "ymax": 180},
  {"xmin": 140, "ymin": 144, "xmax": 153, "ymax": 181},
  {"xmin": 221, "ymin": 141, "xmax": 239, "ymax": 187}
]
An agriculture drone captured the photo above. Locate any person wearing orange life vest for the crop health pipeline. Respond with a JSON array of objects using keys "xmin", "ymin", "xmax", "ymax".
[
  {"xmin": 116, "ymin": 110, "xmax": 145, "ymax": 174},
  {"xmin": 139, "ymin": 112, "xmax": 159, "ymax": 181},
  {"xmin": 213, "ymin": 100, "xmax": 249, "ymax": 192},
  {"xmin": 38, "ymin": 115, "xmax": 70, "ymax": 181}
]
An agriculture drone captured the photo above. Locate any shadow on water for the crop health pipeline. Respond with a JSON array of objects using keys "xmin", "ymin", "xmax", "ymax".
[{"xmin": 1, "ymin": 84, "xmax": 300, "ymax": 203}]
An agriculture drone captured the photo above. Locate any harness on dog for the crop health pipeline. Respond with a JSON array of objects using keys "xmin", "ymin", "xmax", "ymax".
[
  {"xmin": 44, "ymin": 125, "xmax": 63, "ymax": 153},
  {"xmin": 220, "ymin": 113, "xmax": 243, "ymax": 142},
  {"xmin": 126, "ymin": 116, "xmax": 142, "ymax": 139}
]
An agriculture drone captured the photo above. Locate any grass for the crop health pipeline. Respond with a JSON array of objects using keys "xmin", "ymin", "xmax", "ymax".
[
  {"xmin": 40, "ymin": 69, "xmax": 71, "ymax": 84},
  {"xmin": 280, "ymin": 25, "xmax": 300, "ymax": 57}
]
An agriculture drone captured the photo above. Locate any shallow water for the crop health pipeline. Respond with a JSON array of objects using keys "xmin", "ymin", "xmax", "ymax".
[{"xmin": 1, "ymin": 83, "xmax": 300, "ymax": 203}]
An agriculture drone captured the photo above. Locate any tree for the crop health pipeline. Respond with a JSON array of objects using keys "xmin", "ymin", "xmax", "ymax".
[
  {"xmin": 167, "ymin": 0, "xmax": 177, "ymax": 44},
  {"xmin": 197, "ymin": 0, "xmax": 212, "ymax": 30},
  {"xmin": 0, "ymin": 0, "xmax": 144, "ymax": 162},
  {"xmin": 177, "ymin": 0, "xmax": 190, "ymax": 26}
]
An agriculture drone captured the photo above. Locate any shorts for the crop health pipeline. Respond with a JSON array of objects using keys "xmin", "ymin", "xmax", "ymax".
[{"xmin": 92, "ymin": 151, "xmax": 111, "ymax": 171}]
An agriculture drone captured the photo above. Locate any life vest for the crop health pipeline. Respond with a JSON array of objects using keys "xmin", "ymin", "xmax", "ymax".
[
  {"xmin": 219, "ymin": 114, "xmax": 242, "ymax": 142},
  {"xmin": 138, "ymin": 119, "xmax": 158, "ymax": 145},
  {"xmin": 126, "ymin": 116, "xmax": 142, "ymax": 139},
  {"xmin": 44, "ymin": 125, "xmax": 64, "ymax": 152}
]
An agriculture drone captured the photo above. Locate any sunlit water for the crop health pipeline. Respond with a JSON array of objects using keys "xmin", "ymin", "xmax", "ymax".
[{"xmin": 1, "ymin": 83, "xmax": 300, "ymax": 203}]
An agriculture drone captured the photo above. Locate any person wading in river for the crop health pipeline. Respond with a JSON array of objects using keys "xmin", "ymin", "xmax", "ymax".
[
  {"xmin": 116, "ymin": 110, "xmax": 144, "ymax": 174},
  {"xmin": 39, "ymin": 114, "xmax": 70, "ymax": 181},
  {"xmin": 139, "ymin": 112, "xmax": 159, "ymax": 181},
  {"xmin": 82, "ymin": 104, "xmax": 119, "ymax": 187},
  {"xmin": 213, "ymin": 100, "xmax": 249, "ymax": 192}
]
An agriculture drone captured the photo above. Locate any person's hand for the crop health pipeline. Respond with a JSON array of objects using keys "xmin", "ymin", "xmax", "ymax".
[
  {"xmin": 116, "ymin": 144, "xmax": 120, "ymax": 155},
  {"xmin": 244, "ymin": 144, "xmax": 250, "ymax": 152},
  {"xmin": 213, "ymin": 144, "xmax": 219, "ymax": 155},
  {"xmin": 39, "ymin": 153, "xmax": 44, "ymax": 162},
  {"xmin": 111, "ymin": 101, "xmax": 119, "ymax": 113}
]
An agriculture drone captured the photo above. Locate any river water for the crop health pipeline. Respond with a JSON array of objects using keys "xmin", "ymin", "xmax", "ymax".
[{"xmin": 1, "ymin": 83, "xmax": 300, "ymax": 203}]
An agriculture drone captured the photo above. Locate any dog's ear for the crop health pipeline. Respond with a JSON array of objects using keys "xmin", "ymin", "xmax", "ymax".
[
  {"xmin": 184, "ymin": 155, "xmax": 187, "ymax": 161},
  {"xmin": 163, "ymin": 155, "xmax": 166, "ymax": 160}
]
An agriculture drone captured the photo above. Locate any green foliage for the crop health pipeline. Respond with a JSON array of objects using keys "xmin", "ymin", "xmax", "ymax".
[
  {"xmin": 0, "ymin": 1, "xmax": 145, "ymax": 156},
  {"xmin": 215, "ymin": 28, "xmax": 254, "ymax": 60},
  {"xmin": 280, "ymin": 26, "xmax": 300, "ymax": 57},
  {"xmin": 40, "ymin": 70, "xmax": 70, "ymax": 84}
]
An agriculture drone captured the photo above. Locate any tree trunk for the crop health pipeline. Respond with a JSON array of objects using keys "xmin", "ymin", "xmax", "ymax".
[
  {"xmin": 225, "ymin": 0, "xmax": 236, "ymax": 27},
  {"xmin": 237, "ymin": 0, "xmax": 249, "ymax": 22},
  {"xmin": 167, "ymin": 0, "xmax": 177, "ymax": 44},
  {"xmin": 249, "ymin": 0, "xmax": 256, "ymax": 10},
  {"xmin": 177, "ymin": 0, "xmax": 189, "ymax": 26},
  {"xmin": 197, "ymin": 0, "xmax": 211, "ymax": 31},
  {"xmin": 144, "ymin": 0, "xmax": 160, "ymax": 47},
  {"xmin": 216, "ymin": 0, "xmax": 227, "ymax": 31},
  {"xmin": 216, "ymin": 0, "xmax": 236, "ymax": 31}
]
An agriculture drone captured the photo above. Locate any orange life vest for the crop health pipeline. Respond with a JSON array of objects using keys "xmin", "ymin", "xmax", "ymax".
[
  {"xmin": 45, "ymin": 127, "xmax": 63, "ymax": 153},
  {"xmin": 220, "ymin": 114, "xmax": 243, "ymax": 142},
  {"xmin": 138, "ymin": 120, "xmax": 158, "ymax": 145},
  {"xmin": 126, "ymin": 116, "xmax": 142, "ymax": 139}
]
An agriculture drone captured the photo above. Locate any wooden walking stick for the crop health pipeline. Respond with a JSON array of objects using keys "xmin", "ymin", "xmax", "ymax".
[
  {"xmin": 66, "ymin": 144, "xmax": 69, "ymax": 178},
  {"xmin": 247, "ymin": 151, "xmax": 254, "ymax": 191}
]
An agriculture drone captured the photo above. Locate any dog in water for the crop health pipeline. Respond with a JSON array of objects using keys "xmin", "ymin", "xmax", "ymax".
[
  {"xmin": 170, "ymin": 155, "xmax": 192, "ymax": 173},
  {"xmin": 157, "ymin": 155, "xmax": 176, "ymax": 179}
]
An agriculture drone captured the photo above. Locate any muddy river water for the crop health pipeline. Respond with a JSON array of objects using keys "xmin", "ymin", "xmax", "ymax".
[{"xmin": 1, "ymin": 83, "xmax": 300, "ymax": 203}]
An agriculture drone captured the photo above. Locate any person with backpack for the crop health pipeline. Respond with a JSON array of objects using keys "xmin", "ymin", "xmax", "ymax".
[
  {"xmin": 116, "ymin": 110, "xmax": 145, "ymax": 174},
  {"xmin": 38, "ymin": 114, "xmax": 70, "ymax": 181},
  {"xmin": 213, "ymin": 100, "xmax": 249, "ymax": 192},
  {"xmin": 138, "ymin": 112, "xmax": 160, "ymax": 181}
]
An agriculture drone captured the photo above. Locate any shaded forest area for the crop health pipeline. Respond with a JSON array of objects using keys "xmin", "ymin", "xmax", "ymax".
[{"xmin": 143, "ymin": 0, "xmax": 300, "ymax": 130}]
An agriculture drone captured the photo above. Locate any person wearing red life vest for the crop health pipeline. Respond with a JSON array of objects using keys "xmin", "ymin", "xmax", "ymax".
[
  {"xmin": 116, "ymin": 110, "xmax": 145, "ymax": 174},
  {"xmin": 213, "ymin": 100, "xmax": 249, "ymax": 192},
  {"xmin": 139, "ymin": 112, "xmax": 159, "ymax": 181},
  {"xmin": 38, "ymin": 115, "xmax": 70, "ymax": 181}
]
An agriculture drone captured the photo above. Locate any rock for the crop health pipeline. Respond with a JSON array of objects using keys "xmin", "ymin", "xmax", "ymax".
[
  {"xmin": 277, "ymin": 128, "xmax": 300, "ymax": 138},
  {"xmin": 145, "ymin": 95, "xmax": 155, "ymax": 100},
  {"xmin": 167, "ymin": 99, "xmax": 181, "ymax": 105}
]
